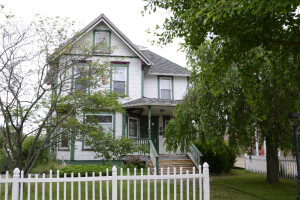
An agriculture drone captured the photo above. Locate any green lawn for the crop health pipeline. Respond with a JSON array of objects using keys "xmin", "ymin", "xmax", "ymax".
[
  {"xmin": 0, "ymin": 169, "xmax": 297, "ymax": 199},
  {"xmin": 211, "ymin": 169, "xmax": 297, "ymax": 200}
]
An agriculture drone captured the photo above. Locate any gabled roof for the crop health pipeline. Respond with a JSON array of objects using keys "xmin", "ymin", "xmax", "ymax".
[
  {"xmin": 141, "ymin": 49, "xmax": 191, "ymax": 77},
  {"xmin": 123, "ymin": 97, "xmax": 180, "ymax": 107},
  {"xmin": 54, "ymin": 13, "xmax": 190, "ymax": 77},
  {"xmin": 56, "ymin": 13, "xmax": 152, "ymax": 65}
]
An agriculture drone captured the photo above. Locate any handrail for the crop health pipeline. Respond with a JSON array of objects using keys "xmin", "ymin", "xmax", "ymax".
[
  {"xmin": 132, "ymin": 138, "xmax": 150, "ymax": 155},
  {"xmin": 187, "ymin": 143, "xmax": 203, "ymax": 170},
  {"xmin": 149, "ymin": 140, "xmax": 159, "ymax": 175}
]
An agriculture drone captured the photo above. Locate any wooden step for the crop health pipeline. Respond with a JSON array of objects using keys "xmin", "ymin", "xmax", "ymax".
[{"xmin": 146, "ymin": 158, "xmax": 198, "ymax": 174}]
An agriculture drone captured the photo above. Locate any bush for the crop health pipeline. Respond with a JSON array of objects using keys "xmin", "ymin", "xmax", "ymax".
[
  {"xmin": 123, "ymin": 156, "xmax": 145, "ymax": 169},
  {"xmin": 22, "ymin": 136, "xmax": 49, "ymax": 165},
  {"xmin": 31, "ymin": 162, "xmax": 66, "ymax": 175},
  {"xmin": 59, "ymin": 164, "xmax": 112, "ymax": 177},
  {"xmin": 194, "ymin": 140, "xmax": 237, "ymax": 174},
  {"xmin": 0, "ymin": 151, "xmax": 8, "ymax": 173}
]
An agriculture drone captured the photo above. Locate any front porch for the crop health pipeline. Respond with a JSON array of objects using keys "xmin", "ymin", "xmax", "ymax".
[
  {"xmin": 123, "ymin": 98, "xmax": 203, "ymax": 174},
  {"xmin": 123, "ymin": 97, "xmax": 183, "ymax": 155}
]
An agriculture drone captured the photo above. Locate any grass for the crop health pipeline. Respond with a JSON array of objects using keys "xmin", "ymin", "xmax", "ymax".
[
  {"xmin": 210, "ymin": 169, "xmax": 297, "ymax": 200},
  {"xmin": 0, "ymin": 169, "xmax": 297, "ymax": 199}
]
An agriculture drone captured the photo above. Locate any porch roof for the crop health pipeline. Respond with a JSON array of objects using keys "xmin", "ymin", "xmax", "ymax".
[{"xmin": 122, "ymin": 97, "xmax": 180, "ymax": 108}]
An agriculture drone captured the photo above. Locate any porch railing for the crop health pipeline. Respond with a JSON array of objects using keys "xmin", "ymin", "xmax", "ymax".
[
  {"xmin": 187, "ymin": 143, "xmax": 203, "ymax": 170},
  {"xmin": 132, "ymin": 138, "xmax": 150, "ymax": 155},
  {"xmin": 149, "ymin": 140, "xmax": 159, "ymax": 175}
]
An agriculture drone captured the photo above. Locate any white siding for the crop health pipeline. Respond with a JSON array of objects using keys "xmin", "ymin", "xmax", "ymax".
[
  {"xmin": 56, "ymin": 18, "xmax": 190, "ymax": 161},
  {"xmin": 144, "ymin": 75, "xmax": 158, "ymax": 98},
  {"xmin": 173, "ymin": 76, "xmax": 188, "ymax": 100}
]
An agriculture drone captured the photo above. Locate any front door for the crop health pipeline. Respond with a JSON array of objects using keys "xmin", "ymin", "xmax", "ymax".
[{"xmin": 140, "ymin": 116, "xmax": 159, "ymax": 151}]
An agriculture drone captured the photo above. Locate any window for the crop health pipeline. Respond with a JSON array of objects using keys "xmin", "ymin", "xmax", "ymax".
[
  {"xmin": 60, "ymin": 130, "xmax": 69, "ymax": 149},
  {"xmin": 94, "ymin": 30, "xmax": 110, "ymax": 53},
  {"xmin": 74, "ymin": 65, "xmax": 89, "ymax": 94},
  {"xmin": 160, "ymin": 77, "xmax": 172, "ymax": 99},
  {"xmin": 86, "ymin": 114, "xmax": 113, "ymax": 133},
  {"xmin": 128, "ymin": 118, "xmax": 138, "ymax": 138},
  {"xmin": 113, "ymin": 67, "xmax": 126, "ymax": 94},
  {"xmin": 84, "ymin": 114, "xmax": 113, "ymax": 149}
]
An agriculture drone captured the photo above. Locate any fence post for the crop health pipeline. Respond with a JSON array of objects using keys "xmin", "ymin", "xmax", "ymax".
[
  {"xmin": 12, "ymin": 168, "xmax": 20, "ymax": 200},
  {"xmin": 203, "ymin": 162, "xmax": 210, "ymax": 200},
  {"xmin": 244, "ymin": 153, "xmax": 247, "ymax": 169},
  {"xmin": 112, "ymin": 166, "xmax": 117, "ymax": 200}
]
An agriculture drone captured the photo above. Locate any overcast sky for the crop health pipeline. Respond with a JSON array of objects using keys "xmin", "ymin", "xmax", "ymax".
[{"xmin": 2, "ymin": 0, "xmax": 187, "ymax": 67}]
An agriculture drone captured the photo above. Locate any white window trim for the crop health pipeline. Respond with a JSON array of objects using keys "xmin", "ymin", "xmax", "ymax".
[
  {"xmin": 128, "ymin": 117, "xmax": 139, "ymax": 138},
  {"xmin": 85, "ymin": 114, "xmax": 114, "ymax": 131},
  {"xmin": 112, "ymin": 67, "xmax": 127, "ymax": 94},
  {"xmin": 159, "ymin": 77, "xmax": 172, "ymax": 100},
  {"xmin": 83, "ymin": 114, "xmax": 114, "ymax": 149}
]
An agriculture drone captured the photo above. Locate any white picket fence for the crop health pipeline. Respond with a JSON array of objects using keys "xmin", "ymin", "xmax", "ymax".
[
  {"xmin": 244, "ymin": 154, "xmax": 297, "ymax": 179},
  {"xmin": 0, "ymin": 163, "xmax": 210, "ymax": 200}
]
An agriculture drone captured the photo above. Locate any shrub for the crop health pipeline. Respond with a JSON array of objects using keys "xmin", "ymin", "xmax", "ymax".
[
  {"xmin": 194, "ymin": 140, "xmax": 237, "ymax": 174},
  {"xmin": 31, "ymin": 162, "xmax": 66, "ymax": 175},
  {"xmin": 0, "ymin": 151, "xmax": 8, "ymax": 173},
  {"xmin": 59, "ymin": 164, "xmax": 112, "ymax": 177},
  {"xmin": 22, "ymin": 136, "xmax": 49, "ymax": 165},
  {"xmin": 123, "ymin": 156, "xmax": 145, "ymax": 169}
]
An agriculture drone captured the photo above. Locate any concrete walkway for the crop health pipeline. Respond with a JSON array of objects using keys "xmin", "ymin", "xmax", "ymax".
[{"xmin": 234, "ymin": 156, "xmax": 245, "ymax": 168}]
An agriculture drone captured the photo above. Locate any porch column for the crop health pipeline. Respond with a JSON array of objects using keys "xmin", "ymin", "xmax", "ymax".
[{"xmin": 148, "ymin": 106, "xmax": 151, "ymax": 140}]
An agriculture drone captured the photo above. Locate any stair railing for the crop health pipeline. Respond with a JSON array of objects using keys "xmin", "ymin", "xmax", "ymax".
[
  {"xmin": 187, "ymin": 143, "xmax": 203, "ymax": 170},
  {"xmin": 149, "ymin": 140, "xmax": 159, "ymax": 174}
]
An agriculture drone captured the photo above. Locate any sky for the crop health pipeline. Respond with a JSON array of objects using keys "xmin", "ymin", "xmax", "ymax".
[{"xmin": 2, "ymin": 0, "xmax": 187, "ymax": 67}]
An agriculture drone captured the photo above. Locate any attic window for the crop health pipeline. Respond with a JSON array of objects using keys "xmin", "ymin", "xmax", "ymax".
[{"xmin": 93, "ymin": 30, "xmax": 111, "ymax": 53}]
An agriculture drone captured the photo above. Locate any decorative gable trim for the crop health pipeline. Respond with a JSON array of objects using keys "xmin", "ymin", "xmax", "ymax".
[{"xmin": 56, "ymin": 14, "xmax": 152, "ymax": 66}]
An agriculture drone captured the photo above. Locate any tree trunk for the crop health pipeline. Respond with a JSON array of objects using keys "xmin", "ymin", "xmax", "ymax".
[{"xmin": 266, "ymin": 134, "xmax": 279, "ymax": 183}]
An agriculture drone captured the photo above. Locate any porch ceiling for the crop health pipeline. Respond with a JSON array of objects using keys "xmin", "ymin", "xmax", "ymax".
[
  {"xmin": 123, "ymin": 98, "xmax": 178, "ymax": 116},
  {"xmin": 123, "ymin": 97, "xmax": 180, "ymax": 108}
]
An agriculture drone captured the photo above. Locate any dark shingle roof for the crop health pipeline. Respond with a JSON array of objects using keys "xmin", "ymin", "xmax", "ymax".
[
  {"xmin": 123, "ymin": 97, "xmax": 180, "ymax": 107},
  {"xmin": 141, "ymin": 50, "xmax": 191, "ymax": 77}
]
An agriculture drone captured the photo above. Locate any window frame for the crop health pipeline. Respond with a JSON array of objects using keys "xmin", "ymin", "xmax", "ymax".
[
  {"xmin": 72, "ymin": 63, "xmax": 90, "ymax": 94},
  {"xmin": 158, "ymin": 76, "xmax": 173, "ymax": 100},
  {"xmin": 93, "ymin": 30, "xmax": 111, "ymax": 54},
  {"xmin": 82, "ymin": 113, "xmax": 115, "ymax": 150},
  {"xmin": 58, "ymin": 128, "xmax": 70, "ymax": 151},
  {"xmin": 110, "ymin": 63, "xmax": 129, "ymax": 95},
  {"xmin": 128, "ymin": 117, "xmax": 139, "ymax": 139}
]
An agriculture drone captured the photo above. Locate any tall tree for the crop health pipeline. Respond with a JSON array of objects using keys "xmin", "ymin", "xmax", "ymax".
[
  {"xmin": 0, "ymin": 12, "xmax": 123, "ymax": 175},
  {"xmin": 145, "ymin": 1, "xmax": 300, "ymax": 183}
]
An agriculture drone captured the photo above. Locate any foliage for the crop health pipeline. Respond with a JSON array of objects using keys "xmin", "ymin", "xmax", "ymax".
[
  {"xmin": 145, "ymin": 0, "xmax": 300, "ymax": 183},
  {"xmin": 59, "ymin": 164, "xmax": 112, "ymax": 177},
  {"xmin": 0, "ymin": 152, "xmax": 8, "ymax": 173},
  {"xmin": 194, "ymin": 140, "xmax": 237, "ymax": 174},
  {"xmin": 31, "ymin": 162, "xmax": 66, "ymax": 175},
  {"xmin": 123, "ymin": 156, "xmax": 145, "ymax": 169},
  {"xmin": 0, "ymin": 9, "xmax": 123, "ymax": 175},
  {"xmin": 22, "ymin": 136, "xmax": 49, "ymax": 165},
  {"xmin": 84, "ymin": 133, "xmax": 148, "ymax": 161}
]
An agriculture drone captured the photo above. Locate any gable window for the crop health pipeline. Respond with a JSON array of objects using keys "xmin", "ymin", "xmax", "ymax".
[
  {"xmin": 160, "ymin": 77, "xmax": 172, "ymax": 99},
  {"xmin": 93, "ymin": 30, "xmax": 110, "ymax": 53},
  {"xmin": 128, "ymin": 118, "xmax": 139, "ymax": 138},
  {"xmin": 74, "ymin": 65, "xmax": 89, "ymax": 94}
]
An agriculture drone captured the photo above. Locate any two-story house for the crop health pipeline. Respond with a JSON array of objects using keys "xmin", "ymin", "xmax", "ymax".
[{"xmin": 55, "ymin": 14, "xmax": 196, "ymax": 167}]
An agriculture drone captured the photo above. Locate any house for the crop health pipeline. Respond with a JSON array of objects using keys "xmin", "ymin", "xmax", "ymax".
[{"xmin": 54, "ymin": 14, "xmax": 200, "ymax": 168}]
